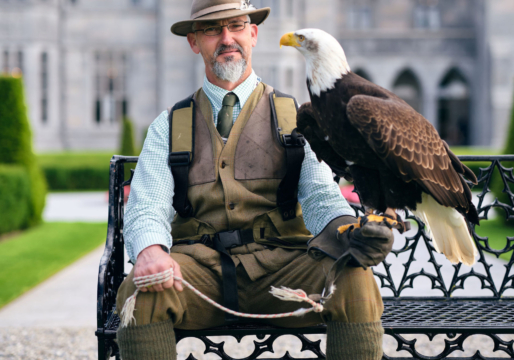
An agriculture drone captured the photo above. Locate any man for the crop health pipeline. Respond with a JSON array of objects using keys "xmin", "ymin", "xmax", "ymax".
[{"xmin": 116, "ymin": 1, "xmax": 394, "ymax": 359}]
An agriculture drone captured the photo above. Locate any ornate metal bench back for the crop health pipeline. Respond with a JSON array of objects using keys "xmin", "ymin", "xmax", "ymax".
[{"xmin": 97, "ymin": 155, "xmax": 514, "ymax": 360}]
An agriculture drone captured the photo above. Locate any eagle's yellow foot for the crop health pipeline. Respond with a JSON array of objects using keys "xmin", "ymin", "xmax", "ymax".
[
  {"xmin": 337, "ymin": 223, "xmax": 360, "ymax": 234},
  {"xmin": 360, "ymin": 214, "xmax": 398, "ymax": 229},
  {"xmin": 359, "ymin": 214, "xmax": 411, "ymax": 233}
]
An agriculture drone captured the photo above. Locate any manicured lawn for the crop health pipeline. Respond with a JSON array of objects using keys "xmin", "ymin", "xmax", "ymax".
[
  {"xmin": 0, "ymin": 222, "xmax": 107, "ymax": 309},
  {"xmin": 474, "ymin": 218, "xmax": 513, "ymax": 262},
  {"xmin": 449, "ymin": 146, "xmax": 501, "ymax": 156}
]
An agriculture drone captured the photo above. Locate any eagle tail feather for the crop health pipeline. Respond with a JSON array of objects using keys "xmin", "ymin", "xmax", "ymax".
[{"xmin": 412, "ymin": 193, "xmax": 478, "ymax": 266}]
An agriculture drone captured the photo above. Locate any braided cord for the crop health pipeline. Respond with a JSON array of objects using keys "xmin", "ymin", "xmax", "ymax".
[{"xmin": 120, "ymin": 268, "xmax": 324, "ymax": 327}]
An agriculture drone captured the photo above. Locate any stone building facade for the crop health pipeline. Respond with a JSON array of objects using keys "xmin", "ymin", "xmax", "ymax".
[{"xmin": 1, "ymin": 0, "xmax": 513, "ymax": 151}]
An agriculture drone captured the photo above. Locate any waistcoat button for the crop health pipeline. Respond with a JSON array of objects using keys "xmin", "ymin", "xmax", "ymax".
[
  {"xmin": 228, "ymin": 202, "xmax": 235, "ymax": 210},
  {"xmin": 221, "ymin": 161, "xmax": 226, "ymax": 169}
]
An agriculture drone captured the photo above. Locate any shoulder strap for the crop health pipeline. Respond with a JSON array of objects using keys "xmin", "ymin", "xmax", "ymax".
[
  {"xmin": 168, "ymin": 94, "xmax": 195, "ymax": 218},
  {"xmin": 269, "ymin": 89, "xmax": 306, "ymax": 221}
]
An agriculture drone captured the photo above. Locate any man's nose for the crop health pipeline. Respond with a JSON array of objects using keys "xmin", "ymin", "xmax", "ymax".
[{"xmin": 219, "ymin": 25, "xmax": 235, "ymax": 43}]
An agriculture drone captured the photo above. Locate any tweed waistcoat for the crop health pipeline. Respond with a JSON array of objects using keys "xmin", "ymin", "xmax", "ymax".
[{"xmin": 171, "ymin": 83, "xmax": 312, "ymax": 248}]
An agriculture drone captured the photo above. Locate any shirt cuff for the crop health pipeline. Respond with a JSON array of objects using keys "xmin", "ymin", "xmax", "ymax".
[{"xmin": 128, "ymin": 231, "xmax": 172, "ymax": 263}]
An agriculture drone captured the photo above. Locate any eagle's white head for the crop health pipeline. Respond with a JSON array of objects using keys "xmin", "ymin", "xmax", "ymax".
[{"xmin": 280, "ymin": 29, "xmax": 350, "ymax": 97}]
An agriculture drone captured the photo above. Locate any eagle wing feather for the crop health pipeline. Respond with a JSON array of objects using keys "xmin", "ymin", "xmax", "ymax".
[{"xmin": 346, "ymin": 94, "xmax": 477, "ymax": 217}]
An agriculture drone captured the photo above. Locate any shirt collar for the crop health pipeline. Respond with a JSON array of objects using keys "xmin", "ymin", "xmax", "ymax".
[{"xmin": 202, "ymin": 70, "xmax": 261, "ymax": 110}]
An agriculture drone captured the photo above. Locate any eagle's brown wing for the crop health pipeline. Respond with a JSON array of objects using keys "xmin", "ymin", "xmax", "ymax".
[
  {"xmin": 297, "ymin": 102, "xmax": 353, "ymax": 181},
  {"xmin": 346, "ymin": 94, "xmax": 478, "ymax": 221}
]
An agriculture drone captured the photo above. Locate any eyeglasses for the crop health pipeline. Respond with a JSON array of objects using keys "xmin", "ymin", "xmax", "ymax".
[{"xmin": 195, "ymin": 21, "xmax": 249, "ymax": 36}]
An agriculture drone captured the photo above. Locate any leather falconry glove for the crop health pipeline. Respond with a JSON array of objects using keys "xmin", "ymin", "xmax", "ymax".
[
  {"xmin": 307, "ymin": 215, "xmax": 395, "ymax": 302},
  {"xmin": 308, "ymin": 215, "xmax": 395, "ymax": 269}
]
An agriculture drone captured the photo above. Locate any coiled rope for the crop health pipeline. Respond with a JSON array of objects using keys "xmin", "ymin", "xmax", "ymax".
[{"xmin": 120, "ymin": 268, "xmax": 324, "ymax": 328}]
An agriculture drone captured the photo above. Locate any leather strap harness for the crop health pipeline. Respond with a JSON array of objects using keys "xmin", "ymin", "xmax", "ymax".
[{"xmin": 167, "ymin": 89, "xmax": 305, "ymax": 322}]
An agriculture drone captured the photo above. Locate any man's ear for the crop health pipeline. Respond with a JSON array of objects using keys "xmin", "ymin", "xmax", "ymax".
[
  {"xmin": 187, "ymin": 33, "xmax": 201, "ymax": 54},
  {"xmin": 250, "ymin": 24, "xmax": 258, "ymax": 48}
]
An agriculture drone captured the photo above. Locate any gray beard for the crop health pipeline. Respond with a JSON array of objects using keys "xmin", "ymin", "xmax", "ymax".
[
  {"xmin": 212, "ymin": 57, "xmax": 247, "ymax": 83},
  {"xmin": 210, "ymin": 43, "xmax": 248, "ymax": 83}
]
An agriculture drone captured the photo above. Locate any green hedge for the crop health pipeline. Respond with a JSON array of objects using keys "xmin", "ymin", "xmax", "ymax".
[
  {"xmin": 0, "ymin": 76, "xmax": 47, "ymax": 226},
  {"xmin": 487, "ymin": 87, "xmax": 514, "ymax": 224},
  {"xmin": 0, "ymin": 165, "xmax": 31, "ymax": 235},
  {"xmin": 38, "ymin": 152, "xmax": 113, "ymax": 191}
]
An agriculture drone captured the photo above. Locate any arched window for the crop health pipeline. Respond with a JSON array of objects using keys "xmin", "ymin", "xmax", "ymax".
[
  {"xmin": 393, "ymin": 69, "xmax": 423, "ymax": 113},
  {"xmin": 354, "ymin": 68, "xmax": 372, "ymax": 82},
  {"xmin": 438, "ymin": 68, "xmax": 470, "ymax": 146}
]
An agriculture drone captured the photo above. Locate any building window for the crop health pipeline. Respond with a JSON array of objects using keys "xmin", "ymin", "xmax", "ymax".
[
  {"xmin": 414, "ymin": 0, "xmax": 440, "ymax": 29},
  {"xmin": 438, "ymin": 68, "xmax": 470, "ymax": 146},
  {"xmin": 41, "ymin": 52, "xmax": 49, "ymax": 123},
  {"xmin": 354, "ymin": 68, "xmax": 373, "ymax": 82},
  {"xmin": 251, "ymin": 0, "xmax": 279, "ymax": 18},
  {"xmin": 94, "ymin": 51, "xmax": 129, "ymax": 124},
  {"xmin": 17, "ymin": 50, "xmax": 23, "ymax": 74},
  {"xmin": 348, "ymin": 6, "xmax": 373, "ymax": 29},
  {"xmin": 393, "ymin": 69, "xmax": 423, "ymax": 114}
]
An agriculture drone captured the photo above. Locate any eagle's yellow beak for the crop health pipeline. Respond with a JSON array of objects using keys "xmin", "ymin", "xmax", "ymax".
[{"xmin": 280, "ymin": 32, "xmax": 300, "ymax": 48}]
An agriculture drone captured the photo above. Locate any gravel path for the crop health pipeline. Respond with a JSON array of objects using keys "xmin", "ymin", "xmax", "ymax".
[{"xmin": 1, "ymin": 328, "xmax": 513, "ymax": 359}]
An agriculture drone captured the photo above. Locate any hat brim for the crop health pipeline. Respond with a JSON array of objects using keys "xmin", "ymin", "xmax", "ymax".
[{"xmin": 171, "ymin": 8, "xmax": 271, "ymax": 36}]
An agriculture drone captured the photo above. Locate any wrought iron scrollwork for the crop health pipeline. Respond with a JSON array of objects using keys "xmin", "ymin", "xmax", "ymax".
[
  {"xmin": 97, "ymin": 155, "xmax": 514, "ymax": 360},
  {"xmin": 177, "ymin": 334, "xmax": 325, "ymax": 360}
]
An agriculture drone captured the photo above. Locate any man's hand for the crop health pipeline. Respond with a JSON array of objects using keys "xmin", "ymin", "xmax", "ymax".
[{"xmin": 134, "ymin": 245, "xmax": 183, "ymax": 293}]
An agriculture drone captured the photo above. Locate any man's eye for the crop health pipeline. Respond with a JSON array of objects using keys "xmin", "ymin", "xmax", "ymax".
[
  {"xmin": 205, "ymin": 27, "xmax": 218, "ymax": 32},
  {"xmin": 230, "ymin": 24, "xmax": 244, "ymax": 30}
]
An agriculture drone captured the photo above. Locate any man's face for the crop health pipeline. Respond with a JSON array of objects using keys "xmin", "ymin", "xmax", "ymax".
[{"xmin": 187, "ymin": 16, "xmax": 258, "ymax": 83}]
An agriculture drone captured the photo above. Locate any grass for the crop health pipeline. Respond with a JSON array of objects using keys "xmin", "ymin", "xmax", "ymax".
[
  {"xmin": 474, "ymin": 218, "xmax": 513, "ymax": 262},
  {"xmin": 449, "ymin": 147, "xmax": 501, "ymax": 156},
  {"xmin": 0, "ymin": 222, "xmax": 107, "ymax": 309}
]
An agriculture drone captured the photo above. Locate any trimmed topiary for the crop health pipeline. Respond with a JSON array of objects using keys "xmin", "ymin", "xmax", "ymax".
[
  {"xmin": 0, "ymin": 165, "xmax": 31, "ymax": 235},
  {"xmin": 0, "ymin": 76, "xmax": 47, "ymax": 227},
  {"xmin": 120, "ymin": 117, "xmax": 136, "ymax": 156}
]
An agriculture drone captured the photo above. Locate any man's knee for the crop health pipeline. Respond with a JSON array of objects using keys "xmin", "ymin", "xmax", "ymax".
[{"xmin": 323, "ymin": 265, "xmax": 383, "ymax": 323}]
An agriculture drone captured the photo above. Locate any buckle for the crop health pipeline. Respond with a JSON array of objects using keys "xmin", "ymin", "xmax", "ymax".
[
  {"xmin": 282, "ymin": 131, "xmax": 305, "ymax": 147},
  {"xmin": 216, "ymin": 230, "xmax": 242, "ymax": 249},
  {"xmin": 168, "ymin": 151, "xmax": 191, "ymax": 167}
]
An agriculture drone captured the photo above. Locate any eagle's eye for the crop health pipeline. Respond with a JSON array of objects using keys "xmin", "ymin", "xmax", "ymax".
[{"xmin": 298, "ymin": 35, "xmax": 305, "ymax": 42}]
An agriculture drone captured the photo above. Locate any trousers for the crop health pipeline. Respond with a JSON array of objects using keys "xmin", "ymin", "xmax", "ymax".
[{"xmin": 116, "ymin": 242, "xmax": 384, "ymax": 359}]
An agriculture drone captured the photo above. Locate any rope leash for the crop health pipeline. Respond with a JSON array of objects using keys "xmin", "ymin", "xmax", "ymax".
[{"xmin": 120, "ymin": 268, "xmax": 324, "ymax": 328}]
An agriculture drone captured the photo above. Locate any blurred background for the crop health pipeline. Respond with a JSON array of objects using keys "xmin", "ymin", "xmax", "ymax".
[
  {"xmin": 1, "ymin": 0, "xmax": 514, "ymax": 359},
  {"xmin": 1, "ymin": 0, "xmax": 513, "ymax": 152}
]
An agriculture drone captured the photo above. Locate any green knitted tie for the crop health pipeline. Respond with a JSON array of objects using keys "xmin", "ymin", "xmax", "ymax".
[{"xmin": 216, "ymin": 92, "xmax": 238, "ymax": 138}]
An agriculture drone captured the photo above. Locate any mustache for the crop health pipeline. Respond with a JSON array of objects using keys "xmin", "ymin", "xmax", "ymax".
[{"xmin": 213, "ymin": 43, "xmax": 246, "ymax": 59}]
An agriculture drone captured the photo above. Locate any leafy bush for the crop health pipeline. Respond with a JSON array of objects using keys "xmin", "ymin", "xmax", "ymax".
[
  {"xmin": 120, "ymin": 117, "xmax": 136, "ymax": 156},
  {"xmin": 0, "ymin": 76, "xmax": 47, "ymax": 226},
  {"xmin": 38, "ymin": 152, "xmax": 113, "ymax": 191},
  {"xmin": 491, "ymin": 89, "xmax": 514, "ymax": 223},
  {"xmin": 0, "ymin": 165, "xmax": 31, "ymax": 235},
  {"xmin": 120, "ymin": 117, "xmax": 137, "ymax": 179}
]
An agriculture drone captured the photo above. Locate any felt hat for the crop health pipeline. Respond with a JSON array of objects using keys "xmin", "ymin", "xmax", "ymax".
[{"xmin": 171, "ymin": 0, "xmax": 270, "ymax": 37}]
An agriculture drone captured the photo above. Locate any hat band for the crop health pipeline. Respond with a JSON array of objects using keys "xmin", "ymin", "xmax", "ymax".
[{"xmin": 191, "ymin": 3, "xmax": 242, "ymax": 20}]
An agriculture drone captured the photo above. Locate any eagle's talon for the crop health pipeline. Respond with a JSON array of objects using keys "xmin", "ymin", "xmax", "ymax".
[
  {"xmin": 337, "ymin": 223, "xmax": 359, "ymax": 234},
  {"xmin": 359, "ymin": 214, "xmax": 400, "ymax": 231}
]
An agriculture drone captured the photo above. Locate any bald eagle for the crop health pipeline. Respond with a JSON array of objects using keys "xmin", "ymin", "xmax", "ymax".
[{"xmin": 280, "ymin": 29, "xmax": 479, "ymax": 266}]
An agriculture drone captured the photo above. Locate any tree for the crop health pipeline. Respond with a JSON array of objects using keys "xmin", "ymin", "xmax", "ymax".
[
  {"xmin": 120, "ymin": 117, "xmax": 136, "ymax": 156},
  {"xmin": 0, "ymin": 76, "xmax": 47, "ymax": 227}
]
